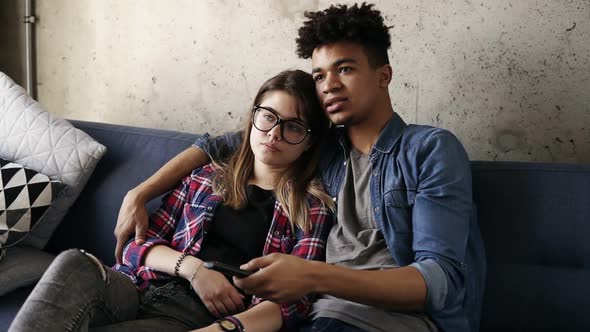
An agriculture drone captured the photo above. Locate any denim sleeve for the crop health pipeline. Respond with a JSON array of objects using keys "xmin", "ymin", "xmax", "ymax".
[
  {"xmin": 412, "ymin": 129, "xmax": 473, "ymax": 312},
  {"xmin": 193, "ymin": 131, "xmax": 243, "ymax": 162},
  {"xmin": 410, "ymin": 259, "xmax": 448, "ymax": 311}
]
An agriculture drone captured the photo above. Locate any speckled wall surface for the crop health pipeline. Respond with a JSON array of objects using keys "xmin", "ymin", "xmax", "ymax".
[{"xmin": 31, "ymin": 0, "xmax": 589, "ymax": 163}]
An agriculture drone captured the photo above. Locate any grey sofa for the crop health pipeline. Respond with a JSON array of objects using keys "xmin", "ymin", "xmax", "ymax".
[{"xmin": 1, "ymin": 120, "xmax": 589, "ymax": 331}]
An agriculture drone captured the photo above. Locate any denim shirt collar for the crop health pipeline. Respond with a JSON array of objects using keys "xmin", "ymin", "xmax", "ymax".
[
  {"xmin": 335, "ymin": 112, "xmax": 407, "ymax": 155},
  {"xmin": 373, "ymin": 112, "xmax": 407, "ymax": 154}
]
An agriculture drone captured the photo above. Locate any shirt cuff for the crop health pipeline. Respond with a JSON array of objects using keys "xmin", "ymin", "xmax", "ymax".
[
  {"xmin": 192, "ymin": 133, "xmax": 211, "ymax": 150},
  {"xmin": 410, "ymin": 259, "xmax": 448, "ymax": 312},
  {"xmin": 123, "ymin": 238, "xmax": 170, "ymax": 268}
]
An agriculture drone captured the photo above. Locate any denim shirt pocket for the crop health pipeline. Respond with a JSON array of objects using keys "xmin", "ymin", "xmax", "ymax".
[{"xmin": 383, "ymin": 188, "xmax": 416, "ymax": 233}]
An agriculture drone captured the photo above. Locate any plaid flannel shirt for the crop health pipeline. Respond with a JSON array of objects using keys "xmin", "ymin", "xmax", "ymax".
[{"xmin": 114, "ymin": 164, "xmax": 333, "ymax": 330}]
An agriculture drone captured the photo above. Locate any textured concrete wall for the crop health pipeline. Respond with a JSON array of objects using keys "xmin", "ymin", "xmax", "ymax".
[{"xmin": 20, "ymin": 1, "xmax": 590, "ymax": 162}]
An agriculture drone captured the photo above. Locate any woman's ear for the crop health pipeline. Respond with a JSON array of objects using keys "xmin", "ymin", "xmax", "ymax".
[{"xmin": 304, "ymin": 138, "xmax": 313, "ymax": 151}]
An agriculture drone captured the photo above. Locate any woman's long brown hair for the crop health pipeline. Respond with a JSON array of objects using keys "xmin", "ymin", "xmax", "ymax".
[{"xmin": 211, "ymin": 69, "xmax": 334, "ymax": 232}]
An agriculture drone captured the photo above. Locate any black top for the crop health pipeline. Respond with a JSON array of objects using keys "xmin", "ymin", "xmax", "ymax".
[{"xmin": 197, "ymin": 184, "xmax": 275, "ymax": 269}]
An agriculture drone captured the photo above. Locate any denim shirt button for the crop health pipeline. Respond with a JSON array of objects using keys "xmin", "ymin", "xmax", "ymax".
[
  {"xmin": 206, "ymin": 206, "xmax": 212, "ymax": 211},
  {"xmin": 343, "ymin": 161, "xmax": 347, "ymax": 166},
  {"xmin": 374, "ymin": 207, "xmax": 380, "ymax": 212},
  {"xmin": 332, "ymin": 197, "xmax": 337, "ymax": 202}
]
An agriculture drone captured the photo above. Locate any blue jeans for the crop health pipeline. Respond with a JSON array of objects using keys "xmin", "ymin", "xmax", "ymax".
[
  {"xmin": 9, "ymin": 249, "xmax": 215, "ymax": 331},
  {"xmin": 300, "ymin": 318, "xmax": 368, "ymax": 332}
]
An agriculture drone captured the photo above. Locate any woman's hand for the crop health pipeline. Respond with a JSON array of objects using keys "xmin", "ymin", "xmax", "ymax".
[{"xmin": 192, "ymin": 265, "xmax": 246, "ymax": 317}]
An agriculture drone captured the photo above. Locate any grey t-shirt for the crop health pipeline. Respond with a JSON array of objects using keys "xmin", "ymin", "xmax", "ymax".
[
  {"xmin": 311, "ymin": 148, "xmax": 438, "ymax": 332},
  {"xmin": 325, "ymin": 148, "xmax": 396, "ymax": 269}
]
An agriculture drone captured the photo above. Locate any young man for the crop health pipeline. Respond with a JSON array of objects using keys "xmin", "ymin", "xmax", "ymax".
[{"xmin": 115, "ymin": 4, "xmax": 485, "ymax": 332}]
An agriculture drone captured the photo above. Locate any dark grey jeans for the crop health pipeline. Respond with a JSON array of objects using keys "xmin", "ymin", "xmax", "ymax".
[{"xmin": 9, "ymin": 249, "xmax": 216, "ymax": 332}]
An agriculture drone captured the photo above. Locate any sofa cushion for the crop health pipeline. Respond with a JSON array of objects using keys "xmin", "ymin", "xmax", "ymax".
[
  {"xmin": 46, "ymin": 120, "xmax": 200, "ymax": 266},
  {"xmin": 0, "ymin": 246, "xmax": 55, "ymax": 296},
  {"xmin": 0, "ymin": 158, "xmax": 65, "ymax": 257},
  {"xmin": 472, "ymin": 161, "xmax": 590, "ymax": 331},
  {"xmin": 0, "ymin": 285, "xmax": 33, "ymax": 332},
  {"xmin": 0, "ymin": 72, "xmax": 107, "ymax": 249}
]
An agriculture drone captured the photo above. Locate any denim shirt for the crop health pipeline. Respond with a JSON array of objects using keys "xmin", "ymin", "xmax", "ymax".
[
  {"xmin": 195, "ymin": 113, "xmax": 486, "ymax": 332},
  {"xmin": 318, "ymin": 113, "xmax": 486, "ymax": 332}
]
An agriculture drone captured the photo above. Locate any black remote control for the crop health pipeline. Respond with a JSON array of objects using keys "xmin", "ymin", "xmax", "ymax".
[{"xmin": 203, "ymin": 261, "xmax": 253, "ymax": 278}]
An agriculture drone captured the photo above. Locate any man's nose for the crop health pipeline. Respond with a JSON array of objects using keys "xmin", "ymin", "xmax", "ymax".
[{"xmin": 323, "ymin": 72, "xmax": 343, "ymax": 94}]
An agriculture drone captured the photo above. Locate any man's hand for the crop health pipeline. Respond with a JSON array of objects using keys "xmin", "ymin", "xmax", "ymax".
[
  {"xmin": 192, "ymin": 266, "xmax": 246, "ymax": 318},
  {"xmin": 234, "ymin": 253, "xmax": 315, "ymax": 303},
  {"xmin": 114, "ymin": 190, "xmax": 149, "ymax": 264}
]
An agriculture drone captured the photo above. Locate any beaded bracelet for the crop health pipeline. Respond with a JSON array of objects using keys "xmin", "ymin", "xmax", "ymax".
[{"xmin": 174, "ymin": 251, "xmax": 188, "ymax": 277}]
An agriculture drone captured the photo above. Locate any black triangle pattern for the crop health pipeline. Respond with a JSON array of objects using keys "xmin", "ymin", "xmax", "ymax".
[
  {"xmin": 24, "ymin": 168, "xmax": 38, "ymax": 182},
  {"xmin": 1, "ymin": 168, "xmax": 19, "ymax": 189},
  {"xmin": 0, "ymin": 157, "xmax": 64, "ymax": 248},
  {"xmin": 3, "ymin": 185, "xmax": 26, "ymax": 208},
  {"xmin": 27, "ymin": 182, "xmax": 50, "ymax": 206},
  {"xmin": 30, "ymin": 206, "xmax": 50, "ymax": 226},
  {"xmin": 5, "ymin": 209, "xmax": 29, "ymax": 229}
]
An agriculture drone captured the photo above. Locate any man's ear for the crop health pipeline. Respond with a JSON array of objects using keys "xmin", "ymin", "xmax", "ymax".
[{"xmin": 378, "ymin": 64, "xmax": 393, "ymax": 88}]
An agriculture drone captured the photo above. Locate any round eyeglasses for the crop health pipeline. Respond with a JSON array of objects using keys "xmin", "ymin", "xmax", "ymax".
[{"xmin": 251, "ymin": 106, "xmax": 311, "ymax": 145}]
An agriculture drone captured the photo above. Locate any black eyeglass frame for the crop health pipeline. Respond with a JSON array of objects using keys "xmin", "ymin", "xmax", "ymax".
[{"xmin": 251, "ymin": 105, "xmax": 311, "ymax": 145}]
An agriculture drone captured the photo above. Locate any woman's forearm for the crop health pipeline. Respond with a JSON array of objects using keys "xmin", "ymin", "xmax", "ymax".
[
  {"xmin": 217, "ymin": 301, "xmax": 282, "ymax": 332},
  {"xmin": 143, "ymin": 245, "xmax": 202, "ymax": 280}
]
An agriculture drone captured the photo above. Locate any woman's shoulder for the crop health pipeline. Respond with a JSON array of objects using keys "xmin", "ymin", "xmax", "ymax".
[
  {"xmin": 303, "ymin": 178, "xmax": 334, "ymax": 210},
  {"xmin": 189, "ymin": 162, "xmax": 217, "ymax": 177},
  {"xmin": 184, "ymin": 163, "xmax": 218, "ymax": 188},
  {"xmin": 304, "ymin": 193, "xmax": 333, "ymax": 215}
]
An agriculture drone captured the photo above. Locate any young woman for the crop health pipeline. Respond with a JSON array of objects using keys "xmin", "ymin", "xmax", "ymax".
[{"xmin": 10, "ymin": 70, "xmax": 334, "ymax": 332}]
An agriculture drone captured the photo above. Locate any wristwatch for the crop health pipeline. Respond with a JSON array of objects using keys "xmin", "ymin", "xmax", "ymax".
[{"xmin": 216, "ymin": 316, "xmax": 245, "ymax": 332}]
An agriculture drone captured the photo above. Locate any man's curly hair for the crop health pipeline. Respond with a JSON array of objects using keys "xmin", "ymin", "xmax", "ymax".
[{"xmin": 296, "ymin": 2, "xmax": 391, "ymax": 67}]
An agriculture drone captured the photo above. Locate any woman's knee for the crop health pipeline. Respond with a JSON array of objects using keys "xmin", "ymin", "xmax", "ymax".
[{"xmin": 49, "ymin": 249, "xmax": 108, "ymax": 281}]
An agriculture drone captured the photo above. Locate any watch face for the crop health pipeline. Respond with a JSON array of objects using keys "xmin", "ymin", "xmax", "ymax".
[{"xmin": 219, "ymin": 319, "xmax": 237, "ymax": 330}]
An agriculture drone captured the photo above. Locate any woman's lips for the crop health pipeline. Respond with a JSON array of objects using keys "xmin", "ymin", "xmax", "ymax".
[{"xmin": 263, "ymin": 143, "xmax": 280, "ymax": 152}]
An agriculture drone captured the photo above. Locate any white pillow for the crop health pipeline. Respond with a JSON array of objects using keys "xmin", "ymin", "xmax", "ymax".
[{"xmin": 0, "ymin": 72, "xmax": 107, "ymax": 248}]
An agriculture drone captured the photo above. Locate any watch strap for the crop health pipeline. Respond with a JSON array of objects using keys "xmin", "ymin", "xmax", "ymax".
[{"xmin": 216, "ymin": 316, "xmax": 245, "ymax": 332}]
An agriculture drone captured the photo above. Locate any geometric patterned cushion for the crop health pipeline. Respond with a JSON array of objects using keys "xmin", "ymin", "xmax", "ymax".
[
  {"xmin": 0, "ymin": 72, "xmax": 106, "ymax": 249},
  {"xmin": 0, "ymin": 158, "xmax": 65, "ymax": 257}
]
